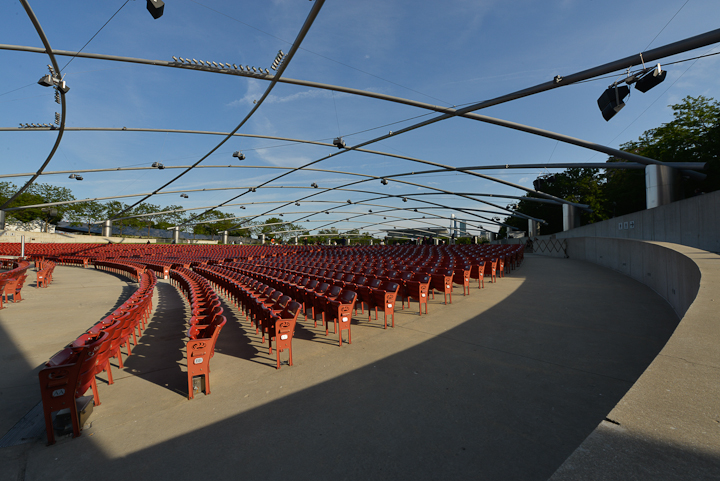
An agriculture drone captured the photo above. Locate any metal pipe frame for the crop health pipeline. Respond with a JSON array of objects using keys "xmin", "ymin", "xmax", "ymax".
[
  {"xmin": 109, "ymin": 0, "xmax": 325, "ymax": 219},
  {"xmin": 5, "ymin": 21, "xmax": 717, "ymax": 227},
  {"xmin": 0, "ymin": 0, "xmax": 67, "ymax": 210},
  {"xmin": 3, "ymin": 25, "xmax": 718, "ymax": 179}
]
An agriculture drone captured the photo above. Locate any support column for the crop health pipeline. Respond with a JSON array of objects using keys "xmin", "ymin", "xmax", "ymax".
[
  {"xmin": 370, "ymin": 239, "xmax": 373, "ymax": 245},
  {"xmin": 646, "ymin": 164, "xmax": 680, "ymax": 209},
  {"xmin": 488, "ymin": 232, "xmax": 496, "ymax": 242},
  {"xmin": 0, "ymin": 210, "xmax": 5, "ymax": 230},
  {"xmin": 21, "ymin": 235, "xmax": 25, "ymax": 258},
  {"xmin": 260, "ymin": 234, "xmax": 266, "ymax": 245},
  {"xmin": 528, "ymin": 219, "xmax": 538, "ymax": 238},
  {"xmin": 562, "ymin": 204, "xmax": 581, "ymax": 231},
  {"xmin": 433, "ymin": 237, "xmax": 439, "ymax": 245},
  {"xmin": 294, "ymin": 236, "xmax": 298, "ymax": 245},
  {"xmin": 222, "ymin": 231, "xmax": 228, "ymax": 245},
  {"xmin": 172, "ymin": 227, "xmax": 180, "ymax": 244},
  {"xmin": 102, "ymin": 220, "xmax": 112, "ymax": 237}
]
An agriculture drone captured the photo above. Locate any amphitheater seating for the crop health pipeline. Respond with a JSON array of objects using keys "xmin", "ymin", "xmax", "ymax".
[{"xmin": 38, "ymin": 267, "xmax": 156, "ymax": 444}]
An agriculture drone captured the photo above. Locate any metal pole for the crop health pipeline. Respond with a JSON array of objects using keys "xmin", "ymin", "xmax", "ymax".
[{"xmin": 21, "ymin": 235, "xmax": 25, "ymax": 258}]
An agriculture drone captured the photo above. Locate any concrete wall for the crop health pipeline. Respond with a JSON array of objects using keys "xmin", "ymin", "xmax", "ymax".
[
  {"xmin": 0, "ymin": 231, "xmax": 159, "ymax": 244},
  {"xmin": 551, "ymin": 238, "xmax": 720, "ymax": 479},
  {"xmin": 557, "ymin": 189, "xmax": 720, "ymax": 253},
  {"xmin": 566, "ymin": 238, "xmax": 701, "ymax": 319}
]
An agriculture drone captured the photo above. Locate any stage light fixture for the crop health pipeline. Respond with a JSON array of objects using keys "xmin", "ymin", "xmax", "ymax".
[
  {"xmin": 232, "ymin": 151, "xmax": 246, "ymax": 160},
  {"xmin": 180, "ymin": 193, "xmax": 189, "ymax": 198},
  {"xmin": 381, "ymin": 178, "xmax": 388, "ymax": 185},
  {"xmin": 333, "ymin": 137, "xmax": 347, "ymax": 149},
  {"xmin": 146, "ymin": 0, "xmax": 164, "ymax": 19},
  {"xmin": 37, "ymin": 74, "xmax": 54, "ymax": 87},
  {"xmin": 311, "ymin": 183, "xmax": 318, "ymax": 188},
  {"xmin": 635, "ymin": 64, "xmax": 667, "ymax": 93},
  {"xmin": 597, "ymin": 84, "xmax": 630, "ymax": 121}
]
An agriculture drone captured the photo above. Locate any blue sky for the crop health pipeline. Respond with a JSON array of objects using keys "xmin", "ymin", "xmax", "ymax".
[{"xmin": 2, "ymin": 0, "xmax": 719, "ymax": 236}]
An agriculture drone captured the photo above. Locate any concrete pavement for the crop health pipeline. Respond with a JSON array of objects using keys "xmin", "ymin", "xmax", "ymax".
[{"xmin": 0, "ymin": 256, "xmax": 682, "ymax": 480}]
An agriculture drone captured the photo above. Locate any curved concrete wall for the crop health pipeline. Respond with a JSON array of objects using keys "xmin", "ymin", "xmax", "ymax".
[
  {"xmin": 551, "ymin": 238, "xmax": 720, "ymax": 479},
  {"xmin": 558, "ymin": 189, "xmax": 720, "ymax": 254}
]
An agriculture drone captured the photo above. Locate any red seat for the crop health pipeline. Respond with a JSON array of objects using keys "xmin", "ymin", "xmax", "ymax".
[
  {"xmin": 187, "ymin": 315, "xmax": 227, "ymax": 400},
  {"xmin": 267, "ymin": 301, "xmax": 302, "ymax": 368},
  {"xmin": 406, "ymin": 272, "xmax": 431, "ymax": 315},
  {"xmin": 367, "ymin": 281, "xmax": 400, "ymax": 328},
  {"xmin": 431, "ymin": 268, "xmax": 454, "ymax": 305},
  {"xmin": 39, "ymin": 331, "xmax": 109, "ymax": 445},
  {"xmin": 324, "ymin": 289, "xmax": 357, "ymax": 346}
]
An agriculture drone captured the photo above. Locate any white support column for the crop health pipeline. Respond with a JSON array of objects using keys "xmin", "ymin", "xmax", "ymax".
[
  {"xmin": 528, "ymin": 219, "xmax": 538, "ymax": 237},
  {"xmin": 562, "ymin": 204, "xmax": 581, "ymax": 231},
  {"xmin": 102, "ymin": 220, "xmax": 112, "ymax": 237},
  {"xmin": 646, "ymin": 164, "xmax": 679, "ymax": 209}
]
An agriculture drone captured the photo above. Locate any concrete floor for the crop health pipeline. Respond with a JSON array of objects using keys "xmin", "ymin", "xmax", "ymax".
[{"xmin": 0, "ymin": 255, "xmax": 681, "ymax": 480}]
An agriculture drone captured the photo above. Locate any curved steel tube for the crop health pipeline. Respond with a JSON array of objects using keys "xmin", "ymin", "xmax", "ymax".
[{"xmin": 0, "ymin": 0, "xmax": 67, "ymax": 210}]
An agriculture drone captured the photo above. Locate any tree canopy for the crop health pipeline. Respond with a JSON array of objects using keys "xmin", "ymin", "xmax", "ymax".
[{"xmin": 502, "ymin": 95, "xmax": 719, "ymax": 236}]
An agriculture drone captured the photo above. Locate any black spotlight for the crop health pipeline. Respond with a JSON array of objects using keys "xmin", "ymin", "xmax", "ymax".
[
  {"xmin": 635, "ymin": 65, "xmax": 667, "ymax": 93},
  {"xmin": 147, "ymin": 0, "xmax": 164, "ymax": 19},
  {"xmin": 597, "ymin": 84, "xmax": 630, "ymax": 121}
]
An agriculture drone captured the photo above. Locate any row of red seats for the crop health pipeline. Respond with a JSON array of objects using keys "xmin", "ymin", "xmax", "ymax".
[
  {"xmin": 0, "ymin": 260, "xmax": 30, "ymax": 308},
  {"xmin": 169, "ymin": 267, "xmax": 226, "ymax": 399},
  {"xmin": 35, "ymin": 259, "xmax": 56, "ymax": 288},
  {"xmin": 195, "ymin": 266, "xmax": 303, "ymax": 366},
  {"xmin": 228, "ymin": 262, "xmax": 437, "ymax": 316},
  {"xmin": 38, "ymin": 268, "xmax": 157, "ymax": 444},
  {"xmin": 93, "ymin": 260, "xmax": 147, "ymax": 281}
]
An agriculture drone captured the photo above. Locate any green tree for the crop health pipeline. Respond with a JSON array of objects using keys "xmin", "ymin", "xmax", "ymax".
[{"xmin": 506, "ymin": 96, "xmax": 720, "ymax": 234}]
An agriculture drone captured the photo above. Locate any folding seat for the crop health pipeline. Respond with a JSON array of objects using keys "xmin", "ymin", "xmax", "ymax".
[
  {"xmin": 3, "ymin": 274, "xmax": 27, "ymax": 303},
  {"xmin": 452, "ymin": 266, "xmax": 472, "ymax": 296},
  {"xmin": 314, "ymin": 284, "xmax": 341, "ymax": 327},
  {"xmin": 389, "ymin": 271, "xmax": 413, "ymax": 309},
  {"xmin": 267, "ymin": 301, "xmax": 302, "ymax": 368},
  {"xmin": 469, "ymin": 260, "xmax": 486, "ymax": 288},
  {"xmin": 366, "ymin": 281, "xmax": 400, "ymax": 328},
  {"xmin": 255, "ymin": 291, "xmax": 284, "ymax": 338},
  {"xmin": 356, "ymin": 277, "xmax": 381, "ymax": 314},
  {"xmin": 39, "ymin": 331, "xmax": 108, "ymax": 444},
  {"xmin": 430, "ymin": 268, "xmax": 454, "ymax": 305},
  {"xmin": 324, "ymin": 289, "xmax": 357, "ymax": 346},
  {"xmin": 303, "ymin": 281, "xmax": 327, "ymax": 324},
  {"xmin": 186, "ymin": 315, "xmax": 227, "ymax": 400},
  {"xmin": 483, "ymin": 258, "xmax": 498, "ymax": 283},
  {"xmin": 405, "ymin": 272, "xmax": 431, "ymax": 315}
]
